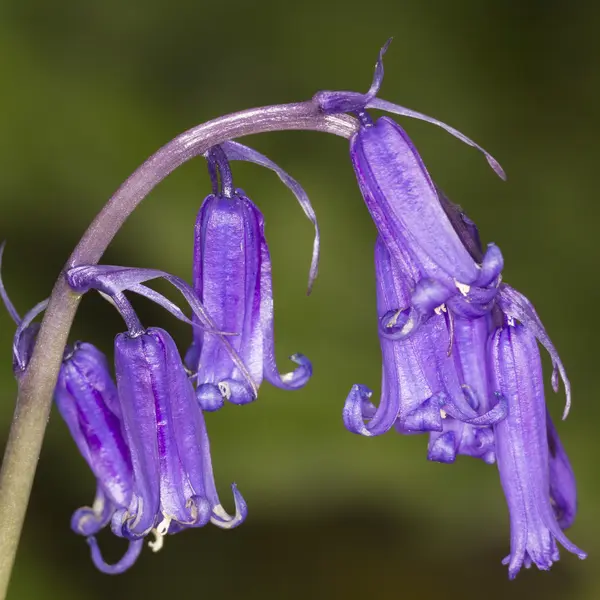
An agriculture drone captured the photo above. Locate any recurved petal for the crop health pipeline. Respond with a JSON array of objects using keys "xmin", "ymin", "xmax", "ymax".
[
  {"xmin": 87, "ymin": 537, "xmax": 144, "ymax": 575},
  {"xmin": 259, "ymin": 235, "xmax": 312, "ymax": 390}
]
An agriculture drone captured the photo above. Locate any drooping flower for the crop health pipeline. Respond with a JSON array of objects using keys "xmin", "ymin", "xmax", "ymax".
[
  {"xmin": 2, "ymin": 253, "xmax": 248, "ymax": 574},
  {"xmin": 186, "ymin": 144, "xmax": 312, "ymax": 410},
  {"xmin": 489, "ymin": 319, "xmax": 586, "ymax": 577}
]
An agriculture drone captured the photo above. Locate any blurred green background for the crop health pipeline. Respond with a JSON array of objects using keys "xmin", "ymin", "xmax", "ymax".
[{"xmin": 0, "ymin": 0, "xmax": 598, "ymax": 598}]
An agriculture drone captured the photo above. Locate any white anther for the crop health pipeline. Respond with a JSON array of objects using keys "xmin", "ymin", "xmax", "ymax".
[
  {"xmin": 434, "ymin": 304, "xmax": 447, "ymax": 315},
  {"xmin": 440, "ymin": 409, "xmax": 447, "ymax": 419},
  {"xmin": 156, "ymin": 515, "xmax": 172, "ymax": 536},
  {"xmin": 507, "ymin": 316, "xmax": 515, "ymax": 327},
  {"xmin": 454, "ymin": 280, "xmax": 471, "ymax": 296},
  {"xmin": 218, "ymin": 381, "xmax": 232, "ymax": 400},
  {"xmin": 148, "ymin": 530, "xmax": 165, "ymax": 553},
  {"xmin": 386, "ymin": 310, "xmax": 402, "ymax": 328},
  {"xmin": 148, "ymin": 516, "xmax": 171, "ymax": 553}
]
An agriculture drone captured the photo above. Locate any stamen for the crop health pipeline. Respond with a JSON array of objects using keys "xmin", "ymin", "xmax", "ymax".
[
  {"xmin": 148, "ymin": 515, "xmax": 171, "ymax": 553},
  {"xmin": 454, "ymin": 280, "xmax": 471, "ymax": 296},
  {"xmin": 218, "ymin": 381, "xmax": 232, "ymax": 401}
]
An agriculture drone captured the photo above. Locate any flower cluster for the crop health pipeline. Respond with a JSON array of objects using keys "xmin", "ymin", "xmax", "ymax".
[
  {"xmin": 0, "ymin": 41, "xmax": 585, "ymax": 579},
  {"xmin": 315, "ymin": 42, "xmax": 585, "ymax": 577},
  {"xmin": 0, "ymin": 140, "xmax": 316, "ymax": 572}
]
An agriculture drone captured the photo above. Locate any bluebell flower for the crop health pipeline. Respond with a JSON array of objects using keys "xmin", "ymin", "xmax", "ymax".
[{"xmin": 187, "ymin": 144, "xmax": 313, "ymax": 410}]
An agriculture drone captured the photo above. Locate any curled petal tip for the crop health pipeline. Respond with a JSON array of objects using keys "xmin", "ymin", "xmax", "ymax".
[
  {"xmin": 342, "ymin": 384, "xmax": 399, "ymax": 437},
  {"xmin": 210, "ymin": 484, "xmax": 248, "ymax": 530},
  {"xmin": 87, "ymin": 537, "xmax": 144, "ymax": 575}
]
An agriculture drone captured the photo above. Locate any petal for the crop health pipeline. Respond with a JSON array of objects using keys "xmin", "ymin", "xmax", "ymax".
[
  {"xmin": 191, "ymin": 193, "xmax": 263, "ymax": 393},
  {"xmin": 210, "ymin": 484, "xmax": 248, "ymax": 530},
  {"xmin": 220, "ymin": 141, "xmax": 320, "ymax": 294},
  {"xmin": 490, "ymin": 323, "xmax": 585, "ymax": 577},
  {"xmin": 351, "ymin": 117, "xmax": 480, "ymax": 283},
  {"xmin": 87, "ymin": 537, "xmax": 144, "ymax": 575},
  {"xmin": 260, "ymin": 235, "xmax": 313, "ymax": 390},
  {"xmin": 55, "ymin": 342, "xmax": 132, "ymax": 508},
  {"xmin": 114, "ymin": 332, "xmax": 163, "ymax": 537},
  {"xmin": 547, "ymin": 412, "xmax": 578, "ymax": 529},
  {"xmin": 71, "ymin": 486, "xmax": 115, "ymax": 536},
  {"xmin": 497, "ymin": 284, "xmax": 571, "ymax": 418}
]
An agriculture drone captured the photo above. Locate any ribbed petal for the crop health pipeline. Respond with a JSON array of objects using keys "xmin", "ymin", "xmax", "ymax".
[
  {"xmin": 490, "ymin": 323, "xmax": 585, "ymax": 578},
  {"xmin": 55, "ymin": 343, "xmax": 132, "ymax": 509},
  {"xmin": 115, "ymin": 328, "xmax": 207, "ymax": 536},
  {"xmin": 192, "ymin": 193, "xmax": 263, "ymax": 396},
  {"xmin": 220, "ymin": 141, "xmax": 320, "ymax": 294},
  {"xmin": 351, "ymin": 116, "xmax": 480, "ymax": 283},
  {"xmin": 114, "ymin": 331, "xmax": 162, "ymax": 538}
]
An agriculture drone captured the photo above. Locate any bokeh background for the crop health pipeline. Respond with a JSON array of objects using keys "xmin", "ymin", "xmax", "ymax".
[{"xmin": 0, "ymin": 1, "xmax": 598, "ymax": 598}]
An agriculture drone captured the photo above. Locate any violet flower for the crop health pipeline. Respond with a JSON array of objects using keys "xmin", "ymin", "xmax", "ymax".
[{"xmin": 187, "ymin": 144, "xmax": 313, "ymax": 410}]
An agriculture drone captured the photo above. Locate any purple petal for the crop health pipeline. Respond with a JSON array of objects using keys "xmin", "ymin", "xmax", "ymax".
[
  {"xmin": 220, "ymin": 141, "xmax": 320, "ymax": 294},
  {"xmin": 365, "ymin": 98, "xmax": 506, "ymax": 180},
  {"xmin": 191, "ymin": 193, "xmax": 263, "ymax": 396},
  {"xmin": 547, "ymin": 412, "xmax": 578, "ymax": 530},
  {"xmin": 259, "ymin": 234, "xmax": 313, "ymax": 390},
  {"xmin": 442, "ymin": 392, "xmax": 507, "ymax": 426},
  {"xmin": 87, "ymin": 537, "xmax": 144, "ymax": 575},
  {"xmin": 497, "ymin": 284, "xmax": 571, "ymax": 419},
  {"xmin": 351, "ymin": 116, "xmax": 481, "ymax": 283},
  {"xmin": 490, "ymin": 322, "xmax": 585, "ymax": 578},
  {"xmin": 71, "ymin": 487, "xmax": 115, "ymax": 536},
  {"xmin": 56, "ymin": 342, "xmax": 132, "ymax": 509}
]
